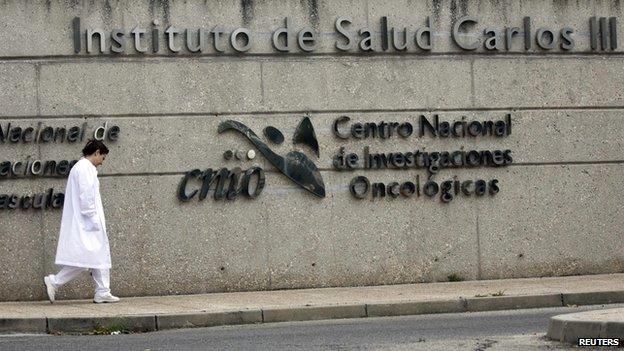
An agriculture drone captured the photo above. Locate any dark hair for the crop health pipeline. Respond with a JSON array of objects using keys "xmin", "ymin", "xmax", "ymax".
[{"xmin": 82, "ymin": 139, "xmax": 109, "ymax": 156}]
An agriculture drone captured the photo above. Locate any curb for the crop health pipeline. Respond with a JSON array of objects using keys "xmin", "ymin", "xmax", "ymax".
[
  {"xmin": 157, "ymin": 310, "xmax": 262, "ymax": 330},
  {"xmin": 0, "ymin": 318, "xmax": 47, "ymax": 334},
  {"xmin": 2, "ymin": 290, "xmax": 623, "ymax": 334},
  {"xmin": 464, "ymin": 293, "xmax": 563, "ymax": 312},
  {"xmin": 366, "ymin": 299, "xmax": 465, "ymax": 317},
  {"xmin": 547, "ymin": 309, "xmax": 624, "ymax": 344},
  {"xmin": 262, "ymin": 304, "xmax": 367, "ymax": 323},
  {"xmin": 47, "ymin": 315, "xmax": 156, "ymax": 334},
  {"xmin": 562, "ymin": 291, "xmax": 624, "ymax": 306}
]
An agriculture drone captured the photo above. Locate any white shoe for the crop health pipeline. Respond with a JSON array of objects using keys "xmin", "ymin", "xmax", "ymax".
[
  {"xmin": 44, "ymin": 275, "xmax": 56, "ymax": 303},
  {"xmin": 93, "ymin": 292, "xmax": 120, "ymax": 303}
]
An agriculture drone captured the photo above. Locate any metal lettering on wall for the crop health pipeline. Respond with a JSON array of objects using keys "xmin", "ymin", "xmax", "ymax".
[
  {"xmin": 72, "ymin": 16, "xmax": 618, "ymax": 55},
  {"xmin": 332, "ymin": 114, "xmax": 512, "ymax": 202},
  {"xmin": 0, "ymin": 122, "xmax": 121, "ymax": 211}
]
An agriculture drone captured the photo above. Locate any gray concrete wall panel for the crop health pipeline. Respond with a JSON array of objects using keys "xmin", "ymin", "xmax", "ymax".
[
  {"xmin": 33, "ymin": 58, "xmax": 472, "ymax": 116},
  {"xmin": 477, "ymin": 163, "xmax": 624, "ymax": 279},
  {"xmin": 21, "ymin": 56, "xmax": 624, "ymax": 117},
  {"xmin": 0, "ymin": 0, "xmax": 622, "ymax": 301},
  {"xmin": 2, "ymin": 164, "xmax": 622, "ymax": 301},
  {"xmin": 38, "ymin": 61, "xmax": 263, "ymax": 116},
  {"xmin": 0, "ymin": 64, "xmax": 37, "ymax": 117},
  {"xmin": 0, "ymin": 179, "xmax": 65, "ymax": 301},
  {"xmin": 0, "ymin": 109, "xmax": 621, "ymax": 175},
  {"xmin": 261, "ymin": 58, "xmax": 473, "ymax": 111},
  {"xmin": 473, "ymin": 57, "xmax": 624, "ymax": 108}
]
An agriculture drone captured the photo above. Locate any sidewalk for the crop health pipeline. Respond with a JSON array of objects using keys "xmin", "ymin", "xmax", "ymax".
[{"xmin": 1, "ymin": 273, "xmax": 623, "ymax": 334}]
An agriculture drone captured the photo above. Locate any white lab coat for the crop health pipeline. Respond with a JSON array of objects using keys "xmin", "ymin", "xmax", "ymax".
[{"xmin": 55, "ymin": 158, "xmax": 111, "ymax": 269}]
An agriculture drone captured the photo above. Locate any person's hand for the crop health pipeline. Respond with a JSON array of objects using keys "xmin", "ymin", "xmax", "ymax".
[{"xmin": 84, "ymin": 215, "xmax": 101, "ymax": 232}]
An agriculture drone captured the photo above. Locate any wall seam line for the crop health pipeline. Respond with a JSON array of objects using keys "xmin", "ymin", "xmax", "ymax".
[
  {"xmin": 476, "ymin": 213, "xmax": 482, "ymax": 280},
  {"xmin": 5, "ymin": 105, "xmax": 624, "ymax": 120},
  {"xmin": 259, "ymin": 61, "xmax": 265, "ymax": 105},
  {"xmin": 470, "ymin": 58, "xmax": 476, "ymax": 108},
  {"xmin": 0, "ymin": 160, "xmax": 622, "ymax": 180},
  {"xmin": 3, "ymin": 51, "xmax": 624, "ymax": 63},
  {"xmin": 34, "ymin": 63, "xmax": 41, "ymax": 117}
]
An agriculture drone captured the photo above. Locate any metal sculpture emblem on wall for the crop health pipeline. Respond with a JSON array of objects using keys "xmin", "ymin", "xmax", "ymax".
[
  {"xmin": 178, "ymin": 117, "xmax": 325, "ymax": 202},
  {"xmin": 218, "ymin": 118, "xmax": 325, "ymax": 198}
]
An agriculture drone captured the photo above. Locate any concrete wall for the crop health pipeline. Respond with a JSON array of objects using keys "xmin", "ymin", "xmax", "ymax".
[{"xmin": 0, "ymin": 0, "xmax": 623, "ymax": 301}]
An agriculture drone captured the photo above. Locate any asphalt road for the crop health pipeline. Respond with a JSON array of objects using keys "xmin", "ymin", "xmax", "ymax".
[{"xmin": 1, "ymin": 304, "xmax": 622, "ymax": 351}]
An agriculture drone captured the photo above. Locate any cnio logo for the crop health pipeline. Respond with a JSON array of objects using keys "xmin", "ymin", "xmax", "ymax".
[{"xmin": 178, "ymin": 117, "xmax": 326, "ymax": 202}]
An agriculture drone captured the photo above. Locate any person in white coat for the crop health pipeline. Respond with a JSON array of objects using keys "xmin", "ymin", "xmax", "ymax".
[{"xmin": 43, "ymin": 139, "xmax": 120, "ymax": 303}]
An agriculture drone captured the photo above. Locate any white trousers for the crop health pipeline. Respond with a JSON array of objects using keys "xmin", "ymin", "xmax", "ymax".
[{"xmin": 50, "ymin": 265, "xmax": 110, "ymax": 295}]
